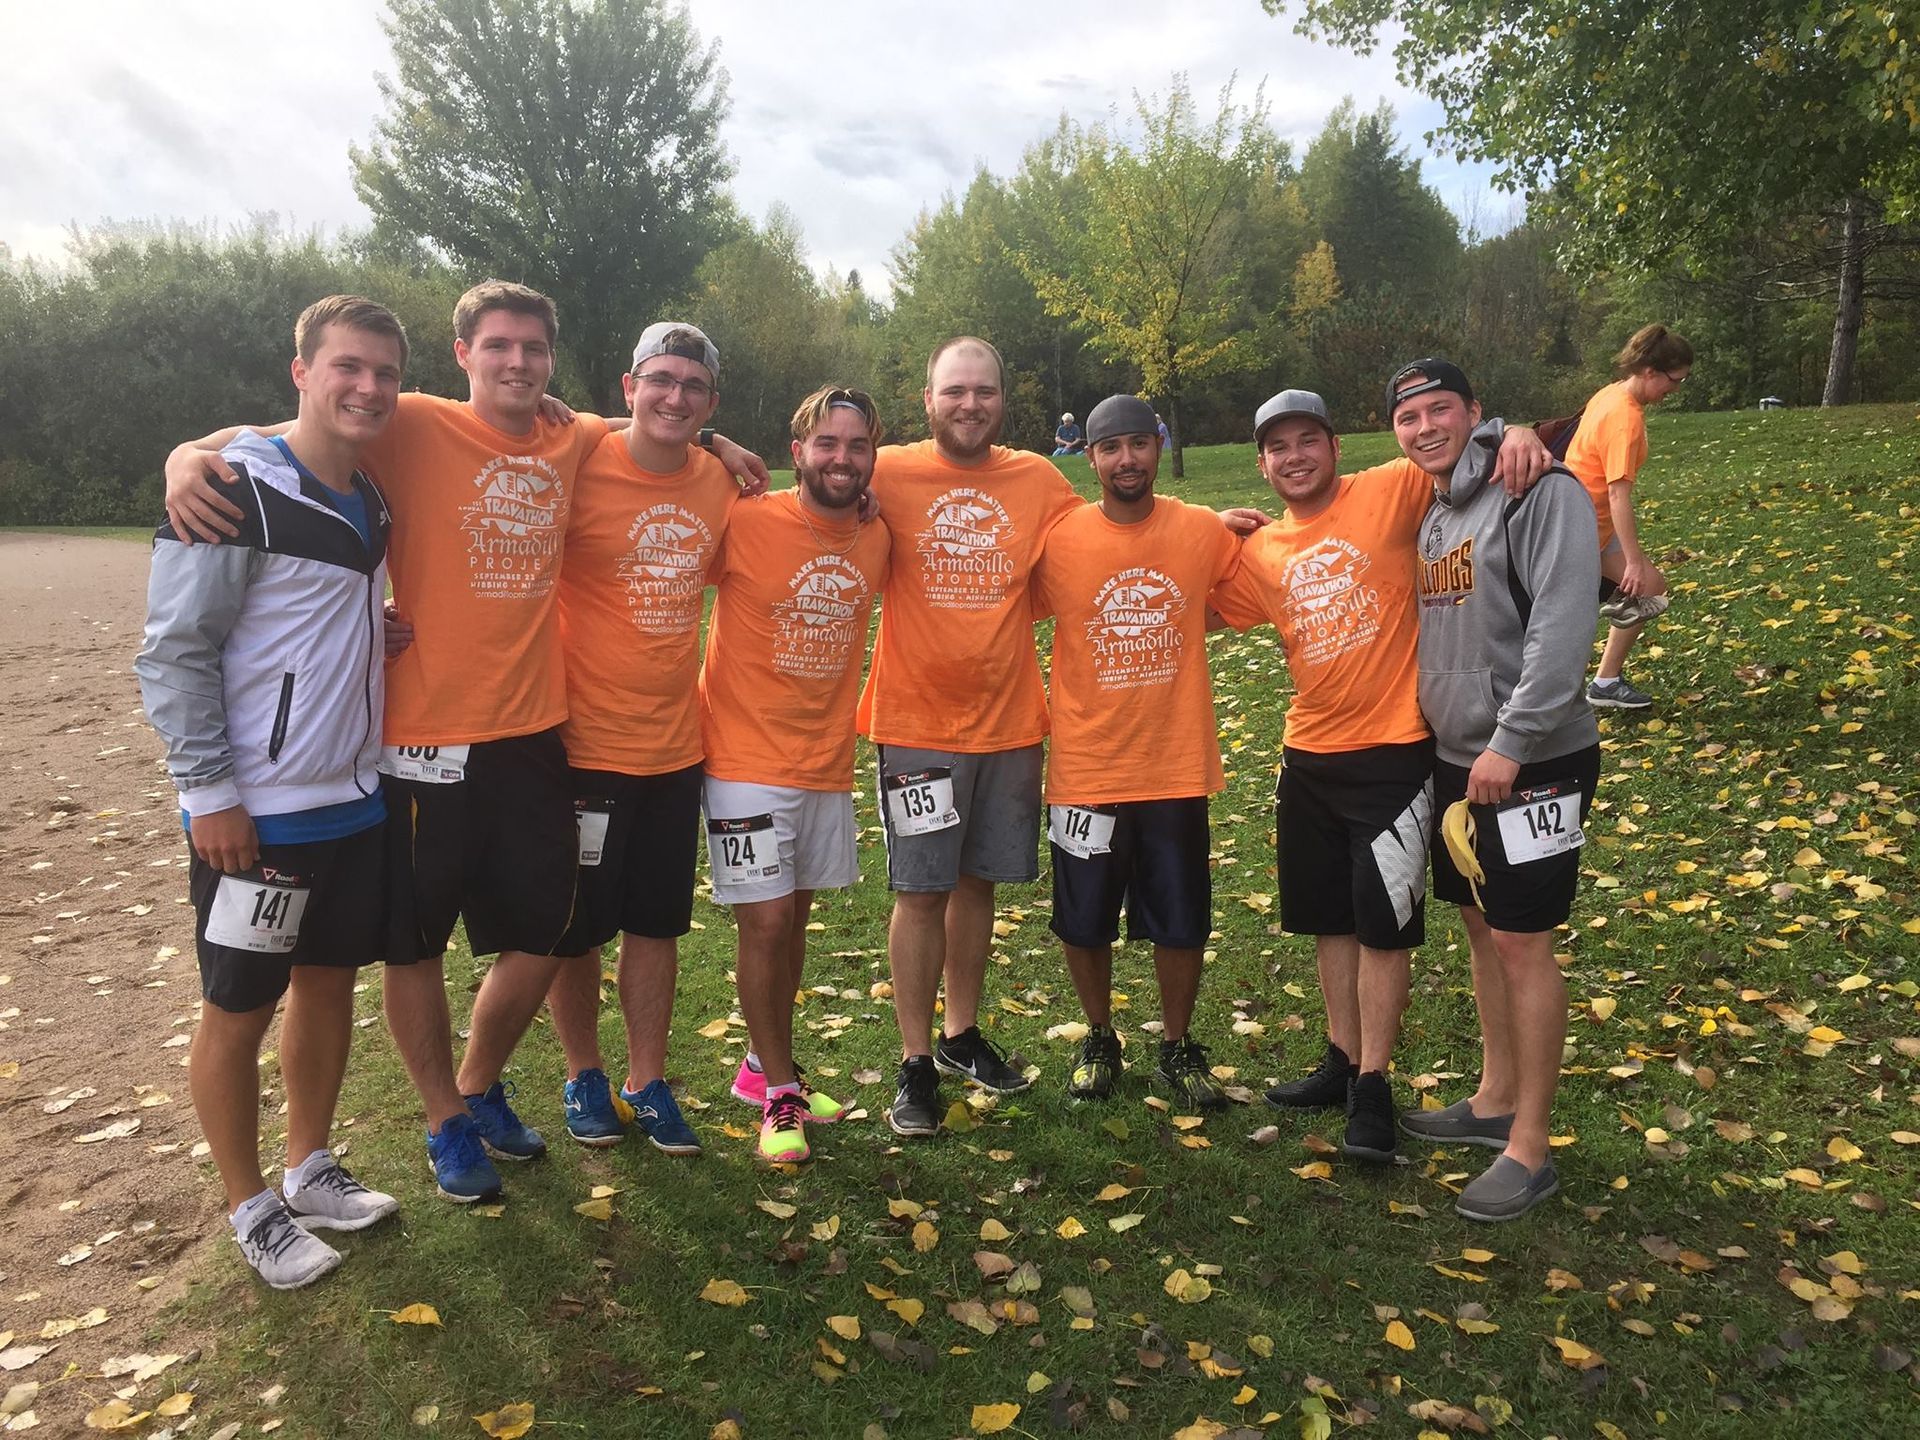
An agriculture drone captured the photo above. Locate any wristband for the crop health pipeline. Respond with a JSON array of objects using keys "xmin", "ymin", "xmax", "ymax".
[{"xmin": 698, "ymin": 427, "xmax": 717, "ymax": 451}]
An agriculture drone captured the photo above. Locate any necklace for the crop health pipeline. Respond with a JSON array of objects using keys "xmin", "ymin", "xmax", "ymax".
[{"xmin": 797, "ymin": 493, "xmax": 861, "ymax": 556}]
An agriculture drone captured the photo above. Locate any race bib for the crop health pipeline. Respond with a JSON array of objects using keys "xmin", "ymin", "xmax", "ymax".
[
  {"xmin": 1495, "ymin": 780, "xmax": 1586, "ymax": 863},
  {"xmin": 378, "ymin": 743, "xmax": 470, "ymax": 784},
  {"xmin": 707, "ymin": 814, "xmax": 780, "ymax": 884},
  {"xmin": 883, "ymin": 767, "xmax": 960, "ymax": 837},
  {"xmin": 576, "ymin": 802, "xmax": 611, "ymax": 867},
  {"xmin": 203, "ymin": 872, "xmax": 311, "ymax": 954},
  {"xmin": 1049, "ymin": 804, "xmax": 1118, "ymax": 860}
]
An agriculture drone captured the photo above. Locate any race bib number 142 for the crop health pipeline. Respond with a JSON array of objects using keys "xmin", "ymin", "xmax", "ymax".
[{"xmin": 1495, "ymin": 780, "xmax": 1585, "ymax": 864}]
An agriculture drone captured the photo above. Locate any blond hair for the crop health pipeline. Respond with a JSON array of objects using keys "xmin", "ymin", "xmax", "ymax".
[
  {"xmin": 790, "ymin": 386, "xmax": 884, "ymax": 447},
  {"xmin": 294, "ymin": 294, "xmax": 408, "ymax": 370},
  {"xmin": 453, "ymin": 279, "xmax": 558, "ymax": 347}
]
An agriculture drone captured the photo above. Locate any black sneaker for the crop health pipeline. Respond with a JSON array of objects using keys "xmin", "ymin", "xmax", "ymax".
[
  {"xmin": 1264, "ymin": 1040, "xmax": 1357, "ymax": 1110},
  {"xmin": 1066, "ymin": 1025, "xmax": 1123, "ymax": 1101},
  {"xmin": 933, "ymin": 1025, "xmax": 1032, "ymax": 1094},
  {"xmin": 1341, "ymin": 1070, "xmax": 1398, "ymax": 1162},
  {"xmin": 1155, "ymin": 1036, "xmax": 1228, "ymax": 1112},
  {"xmin": 888, "ymin": 1055, "xmax": 941, "ymax": 1138}
]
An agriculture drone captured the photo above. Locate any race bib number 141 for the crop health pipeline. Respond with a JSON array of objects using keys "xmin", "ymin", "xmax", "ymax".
[{"xmin": 203, "ymin": 873, "xmax": 311, "ymax": 954}]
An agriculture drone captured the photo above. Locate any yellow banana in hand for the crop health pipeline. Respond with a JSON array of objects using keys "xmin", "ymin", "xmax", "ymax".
[{"xmin": 1441, "ymin": 799, "xmax": 1486, "ymax": 910}]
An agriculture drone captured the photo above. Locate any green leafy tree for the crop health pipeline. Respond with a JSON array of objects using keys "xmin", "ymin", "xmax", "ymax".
[
  {"xmin": 1296, "ymin": 99, "xmax": 1460, "ymax": 305},
  {"xmin": 1262, "ymin": 0, "xmax": 1920, "ymax": 404},
  {"xmin": 352, "ymin": 0, "xmax": 734, "ymax": 412},
  {"xmin": 1014, "ymin": 77, "xmax": 1284, "ymax": 476}
]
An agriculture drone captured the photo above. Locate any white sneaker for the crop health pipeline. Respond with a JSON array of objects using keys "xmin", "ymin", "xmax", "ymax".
[
  {"xmin": 236, "ymin": 1197, "xmax": 344, "ymax": 1290},
  {"xmin": 283, "ymin": 1155, "xmax": 400, "ymax": 1232}
]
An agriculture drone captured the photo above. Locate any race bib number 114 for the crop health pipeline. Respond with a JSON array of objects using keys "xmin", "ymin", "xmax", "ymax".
[{"xmin": 1049, "ymin": 804, "xmax": 1117, "ymax": 860}]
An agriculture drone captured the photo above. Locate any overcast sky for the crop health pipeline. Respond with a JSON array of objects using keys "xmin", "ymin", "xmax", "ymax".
[{"xmin": 2, "ymin": 0, "xmax": 1513, "ymax": 291}]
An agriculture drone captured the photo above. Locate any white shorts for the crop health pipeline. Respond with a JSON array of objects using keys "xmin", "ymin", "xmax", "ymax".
[{"xmin": 702, "ymin": 778, "xmax": 858, "ymax": 904}]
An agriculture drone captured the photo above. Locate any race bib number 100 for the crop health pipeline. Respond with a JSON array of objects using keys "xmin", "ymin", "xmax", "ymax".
[
  {"xmin": 378, "ymin": 743, "xmax": 471, "ymax": 784},
  {"xmin": 1495, "ymin": 780, "xmax": 1585, "ymax": 864},
  {"xmin": 883, "ymin": 767, "xmax": 960, "ymax": 837},
  {"xmin": 1049, "ymin": 804, "xmax": 1118, "ymax": 860},
  {"xmin": 707, "ymin": 814, "xmax": 780, "ymax": 884},
  {"xmin": 203, "ymin": 873, "xmax": 311, "ymax": 954}
]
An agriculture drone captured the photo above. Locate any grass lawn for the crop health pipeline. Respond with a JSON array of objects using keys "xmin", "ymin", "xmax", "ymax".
[{"xmin": 141, "ymin": 405, "xmax": 1920, "ymax": 1437}]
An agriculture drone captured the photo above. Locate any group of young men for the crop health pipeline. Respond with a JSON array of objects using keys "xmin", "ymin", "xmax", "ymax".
[{"xmin": 137, "ymin": 278, "xmax": 1607, "ymax": 1290}]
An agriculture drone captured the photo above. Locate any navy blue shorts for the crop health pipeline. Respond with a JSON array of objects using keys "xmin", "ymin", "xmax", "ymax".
[{"xmin": 1047, "ymin": 796, "xmax": 1211, "ymax": 950}]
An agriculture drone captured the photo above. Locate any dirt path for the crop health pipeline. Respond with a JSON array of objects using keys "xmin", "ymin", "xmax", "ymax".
[{"xmin": 0, "ymin": 533, "xmax": 226, "ymax": 1419}]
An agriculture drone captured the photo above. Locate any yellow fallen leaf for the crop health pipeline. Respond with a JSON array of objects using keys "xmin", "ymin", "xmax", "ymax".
[
  {"xmin": 1172, "ymin": 1419, "xmax": 1229, "ymax": 1440},
  {"xmin": 391, "ymin": 1303, "xmax": 443, "ymax": 1326},
  {"xmin": 913, "ymin": 1220, "xmax": 939, "ymax": 1252},
  {"xmin": 697, "ymin": 1018, "xmax": 730, "ymax": 1040},
  {"xmin": 810, "ymin": 1214, "xmax": 841, "ymax": 1241},
  {"xmin": 1093, "ymin": 1183, "xmax": 1132, "ymax": 1202},
  {"xmin": 1890, "ymin": 1131, "xmax": 1920, "ymax": 1146},
  {"xmin": 971, "ymin": 1402, "xmax": 1021, "ymax": 1434},
  {"xmin": 756, "ymin": 1199, "xmax": 797, "ymax": 1220},
  {"xmin": 84, "ymin": 1400, "xmax": 150, "ymax": 1431},
  {"xmin": 154, "ymin": 1393, "xmax": 195, "ymax": 1417},
  {"xmin": 1457, "ymin": 1318, "xmax": 1500, "ymax": 1335},
  {"xmin": 885, "ymin": 1297, "xmax": 924, "ymax": 1326},
  {"xmin": 1827, "ymin": 1136, "xmax": 1864, "ymax": 1163},
  {"xmin": 1164, "ymin": 1268, "xmax": 1212, "ymax": 1303},
  {"xmin": 1026, "ymin": 1370, "xmax": 1051, "ymax": 1394},
  {"xmin": 1835, "ymin": 974, "xmax": 1871, "ymax": 992},
  {"xmin": 1245, "ymin": 1334, "xmax": 1273, "ymax": 1358},
  {"xmin": 979, "ymin": 1218, "xmax": 1012, "ymax": 1242},
  {"xmin": 1291, "ymin": 1161, "xmax": 1333, "ymax": 1181},
  {"xmin": 1590, "ymin": 996, "xmax": 1617, "ymax": 1021},
  {"xmin": 711, "ymin": 1421, "xmax": 744, "ymax": 1440},
  {"xmin": 826, "ymin": 1315, "xmax": 860, "ymax": 1341},
  {"xmin": 887, "ymin": 1198, "xmax": 923, "ymax": 1219},
  {"xmin": 1055, "ymin": 1216, "xmax": 1086, "ymax": 1239},
  {"xmin": 573, "ymin": 1196, "xmax": 613, "ymax": 1222},
  {"xmin": 412, "ymin": 1403, "xmax": 440, "ymax": 1425},
  {"xmin": 1384, "ymin": 1319, "xmax": 1415, "ymax": 1351},
  {"xmin": 473, "ymin": 1403, "xmax": 535, "ymax": 1440},
  {"xmin": 1460, "ymin": 1248, "xmax": 1496, "ymax": 1263},
  {"xmin": 1108, "ymin": 1213, "xmax": 1145, "ymax": 1232},
  {"xmin": 699, "ymin": 1278, "xmax": 751, "ymax": 1307},
  {"xmin": 1550, "ymin": 1336, "xmax": 1600, "ymax": 1368},
  {"xmin": 944, "ymin": 1100, "xmax": 978, "ymax": 1133}
]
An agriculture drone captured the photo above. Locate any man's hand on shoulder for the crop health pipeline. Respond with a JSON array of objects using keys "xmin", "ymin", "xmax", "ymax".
[
  {"xmin": 164, "ymin": 445, "xmax": 244, "ymax": 545},
  {"xmin": 192, "ymin": 805, "xmax": 260, "ymax": 874},
  {"xmin": 1220, "ymin": 506, "xmax": 1272, "ymax": 536},
  {"xmin": 710, "ymin": 434, "xmax": 771, "ymax": 496},
  {"xmin": 1491, "ymin": 425, "xmax": 1552, "ymax": 497},
  {"xmin": 537, "ymin": 393, "xmax": 578, "ymax": 426}
]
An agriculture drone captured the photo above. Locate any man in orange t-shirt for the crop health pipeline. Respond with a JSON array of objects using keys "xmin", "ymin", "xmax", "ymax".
[
  {"xmin": 1211, "ymin": 389, "xmax": 1550, "ymax": 1163},
  {"xmin": 1031, "ymin": 395, "xmax": 1241, "ymax": 1115},
  {"xmin": 859, "ymin": 337, "xmax": 1085, "ymax": 1138},
  {"xmin": 699, "ymin": 387, "xmax": 891, "ymax": 1165},
  {"xmin": 162, "ymin": 282, "xmax": 611, "ymax": 1203},
  {"xmin": 541, "ymin": 322, "xmax": 737, "ymax": 1158}
]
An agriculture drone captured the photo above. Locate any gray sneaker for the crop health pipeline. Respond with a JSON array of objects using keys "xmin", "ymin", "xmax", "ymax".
[
  {"xmin": 1455, "ymin": 1156, "xmax": 1559, "ymax": 1222},
  {"xmin": 1598, "ymin": 592, "xmax": 1670, "ymax": 627},
  {"xmin": 237, "ymin": 1198, "xmax": 344, "ymax": 1289},
  {"xmin": 1587, "ymin": 676, "xmax": 1652, "ymax": 710},
  {"xmin": 1398, "ymin": 1098, "xmax": 1513, "ymax": 1150}
]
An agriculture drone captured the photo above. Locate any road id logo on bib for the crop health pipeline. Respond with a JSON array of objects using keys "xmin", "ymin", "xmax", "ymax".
[
  {"xmin": 379, "ymin": 743, "xmax": 471, "ymax": 784},
  {"xmin": 883, "ymin": 768, "xmax": 959, "ymax": 836},
  {"xmin": 204, "ymin": 872, "xmax": 311, "ymax": 954},
  {"xmin": 1495, "ymin": 779, "xmax": 1585, "ymax": 863}
]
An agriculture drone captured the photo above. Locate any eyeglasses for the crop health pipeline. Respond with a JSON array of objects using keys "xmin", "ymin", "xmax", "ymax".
[
  {"xmin": 631, "ymin": 370, "xmax": 714, "ymax": 401},
  {"xmin": 1663, "ymin": 370, "xmax": 1689, "ymax": 385}
]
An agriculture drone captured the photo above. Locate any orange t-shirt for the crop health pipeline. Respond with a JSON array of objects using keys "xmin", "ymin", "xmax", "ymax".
[
  {"xmin": 363, "ymin": 393, "xmax": 607, "ymax": 745},
  {"xmin": 699, "ymin": 490, "xmax": 891, "ymax": 791},
  {"xmin": 558, "ymin": 432, "xmax": 738, "ymax": 775},
  {"xmin": 1563, "ymin": 381, "xmax": 1647, "ymax": 548},
  {"xmin": 1034, "ymin": 497, "xmax": 1241, "ymax": 805},
  {"xmin": 858, "ymin": 441, "xmax": 1083, "ymax": 752},
  {"xmin": 1210, "ymin": 460, "xmax": 1431, "ymax": 755}
]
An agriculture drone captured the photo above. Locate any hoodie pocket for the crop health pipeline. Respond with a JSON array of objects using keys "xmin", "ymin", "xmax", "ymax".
[
  {"xmin": 1420, "ymin": 667, "xmax": 1500, "ymax": 746},
  {"xmin": 267, "ymin": 672, "xmax": 296, "ymax": 763}
]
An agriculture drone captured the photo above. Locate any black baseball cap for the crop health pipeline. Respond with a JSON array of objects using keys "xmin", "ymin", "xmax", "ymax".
[
  {"xmin": 1085, "ymin": 394, "xmax": 1159, "ymax": 446},
  {"xmin": 1383, "ymin": 358, "xmax": 1473, "ymax": 421}
]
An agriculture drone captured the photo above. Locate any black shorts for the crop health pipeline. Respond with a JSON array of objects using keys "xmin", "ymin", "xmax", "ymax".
[
  {"xmin": 382, "ymin": 728, "xmax": 579, "ymax": 961},
  {"xmin": 191, "ymin": 823, "xmax": 385, "ymax": 1013},
  {"xmin": 1048, "ymin": 797, "xmax": 1211, "ymax": 950},
  {"xmin": 553, "ymin": 763, "xmax": 703, "ymax": 953},
  {"xmin": 1275, "ymin": 739, "xmax": 1435, "ymax": 950},
  {"xmin": 1430, "ymin": 744, "xmax": 1602, "ymax": 933}
]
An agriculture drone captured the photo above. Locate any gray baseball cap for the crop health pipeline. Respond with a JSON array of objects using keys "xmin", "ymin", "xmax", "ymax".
[
  {"xmin": 1085, "ymin": 394, "xmax": 1160, "ymax": 446},
  {"xmin": 631, "ymin": 321, "xmax": 720, "ymax": 378},
  {"xmin": 1253, "ymin": 388, "xmax": 1333, "ymax": 442}
]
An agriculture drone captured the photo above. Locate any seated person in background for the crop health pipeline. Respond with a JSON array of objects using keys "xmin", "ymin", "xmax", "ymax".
[{"xmin": 1052, "ymin": 412, "xmax": 1084, "ymax": 456}]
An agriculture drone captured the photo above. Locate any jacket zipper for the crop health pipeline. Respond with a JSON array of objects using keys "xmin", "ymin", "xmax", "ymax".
[{"xmin": 268, "ymin": 673, "xmax": 296, "ymax": 763}]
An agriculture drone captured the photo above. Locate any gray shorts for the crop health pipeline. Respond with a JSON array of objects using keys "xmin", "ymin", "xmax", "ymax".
[{"xmin": 876, "ymin": 744, "xmax": 1043, "ymax": 892}]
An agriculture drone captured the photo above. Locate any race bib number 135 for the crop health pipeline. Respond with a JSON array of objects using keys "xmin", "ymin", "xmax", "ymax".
[
  {"xmin": 883, "ymin": 768, "xmax": 960, "ymax": 837},
  {"xmin": 1495, "ymin": 780, "xmax": 1585, "ymax": 864}
]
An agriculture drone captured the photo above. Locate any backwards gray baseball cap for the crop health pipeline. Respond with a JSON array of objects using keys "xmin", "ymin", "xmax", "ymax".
[
  {"xmin": 1253, "ymin": 388, "xmax": 1333, "ymax": 442},
  {"xmin": 1085, "ymin": 394, "xmax": 1160, "ymax": 446},
  {"xmin": 631, "ymin": 321, "xmax": 720, "ymax": 377}
]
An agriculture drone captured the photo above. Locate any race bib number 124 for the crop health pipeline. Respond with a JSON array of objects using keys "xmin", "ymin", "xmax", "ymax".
[{"xmin": 707, "ymin": 814, "xmax": 780, "ymax": 884}]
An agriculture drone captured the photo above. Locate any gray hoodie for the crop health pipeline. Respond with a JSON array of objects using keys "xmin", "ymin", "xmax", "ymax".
[{"xmin": 1415, "ymin": 418, "xmax": 1600, "ymax": 768}]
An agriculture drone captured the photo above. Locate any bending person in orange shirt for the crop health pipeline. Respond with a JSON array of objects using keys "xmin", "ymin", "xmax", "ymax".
[
  {"xmin": 700, "ymin": 387, "xmax": 891, "ymax": 1165},
  {"xmin": 1031, "ymin": 396, "xmax": 1242, "ymax": 1113},
  {"xmin": 543, "ymin": 322, "xmax": 738, "ymax": 1155},
  {"xmin": 1564, "ymin": 324, "xmax": 1693, "ymax": 711},
  {"xmin": 1212, "ymin": 389, "xmax": 1551, "ymax": 1163}
]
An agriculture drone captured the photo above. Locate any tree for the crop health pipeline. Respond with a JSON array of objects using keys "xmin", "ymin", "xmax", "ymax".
[
  {"xmin": 1264, "ymin": 0, "xmax": 1920, "ymax": 403},
  {"xmin": 352, "ymin": 0, "xmax": 734, "ymax": 412},
  {"xmin": 1014, "ymin": 77, "xmax": 1284, "ymax": 476},
  {"xmin": 1296, "ymin": 99, "xmax": 1460, "ymax": 305}
]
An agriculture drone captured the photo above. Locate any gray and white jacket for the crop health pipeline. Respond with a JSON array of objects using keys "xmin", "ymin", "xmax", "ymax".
[
  {"xmin": 1415, "ymin": 418, "xmax": 1601, "ymax": 769},
  {"xmin": 135, "ymin": 431, "xmax": 390, "ymax": 819}
]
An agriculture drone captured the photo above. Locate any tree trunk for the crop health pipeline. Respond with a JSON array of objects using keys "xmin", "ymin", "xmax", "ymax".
[
  {"xmin": 1821, "ymin": 193, "xmax": 1866, "ymax": 407},
  {"xmin": 1168, "ymin": 393, "xmax": 1185, "ymax": 480}
]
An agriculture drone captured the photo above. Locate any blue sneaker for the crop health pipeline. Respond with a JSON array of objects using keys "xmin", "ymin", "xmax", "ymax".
[
  {"xmin": 621, "ymin": 1078, "xmax": 702, "ymax": 1156},
  {"xmin": 464, "ymin": 1081, "xmax": 548, "ymax": 1162},
  {"xmin": 563, "ymin": 1068, "xmax": 627, "ymax": 1148},
  {"xmin": 425, "ymin": 1113, "xmax": 502, "ymax": 1204}
]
